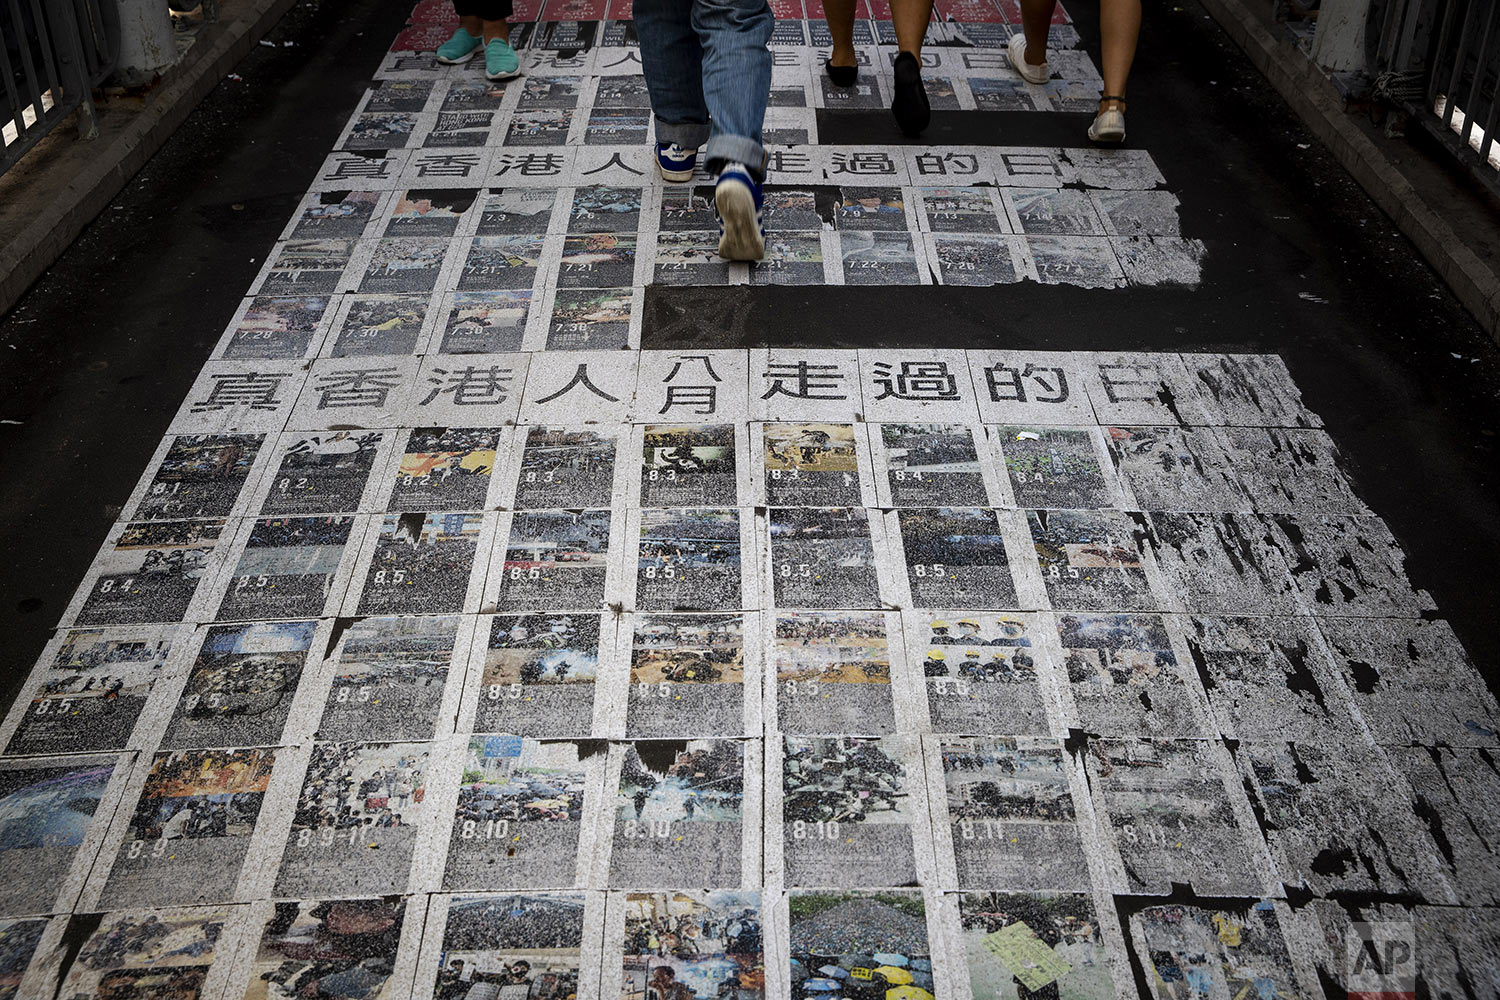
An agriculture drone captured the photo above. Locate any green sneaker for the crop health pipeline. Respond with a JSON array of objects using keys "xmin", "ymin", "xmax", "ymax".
[
  {"xmin": 484, "ymin": 37, "xmax": 521, "ymax": 80},
  {"xmin": 435, "ymin": 27, "xmax": 481, "ymax": 64}
]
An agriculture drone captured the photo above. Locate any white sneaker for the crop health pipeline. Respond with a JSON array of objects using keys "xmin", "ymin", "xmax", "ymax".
[
  {"xmin": 1008, "ymin": 33, "xmax": 1049, "ymax": 85},
  {"xmin": 714, "ymin": 164, "xmax": 765, "ymax": 261},
  {"xmin": 1088, "ymin": 107, "xmax": 1126, "ymax": 143}
]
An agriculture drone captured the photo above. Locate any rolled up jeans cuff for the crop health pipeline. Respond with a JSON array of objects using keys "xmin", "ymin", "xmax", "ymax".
[
  {"xmin": 705, "ymin": 134, "xmax": 766, "ymax": 179},
  {"xmin": 654, "ymin": 116, "xmax": 710, "ymax": 149}
]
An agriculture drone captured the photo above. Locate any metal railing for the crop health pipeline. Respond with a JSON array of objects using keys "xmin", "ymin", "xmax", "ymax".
[
  {"xmin": 1, "ymin": 0, "xmax": 118, "ymax": 174},
  {"xmin": 1371, "ymin": 0, "xmax": 1500, "ymax": 195}
]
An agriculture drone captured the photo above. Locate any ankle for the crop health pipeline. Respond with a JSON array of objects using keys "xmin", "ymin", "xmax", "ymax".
[{"xmin": 830, "ymin": 44, "xmax": 856, "ymax": 66}]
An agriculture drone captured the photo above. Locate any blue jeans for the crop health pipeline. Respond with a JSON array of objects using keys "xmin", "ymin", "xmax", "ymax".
[{"xmin": 635, "ymin": 0, "xmax": 773, "ymax": 179}]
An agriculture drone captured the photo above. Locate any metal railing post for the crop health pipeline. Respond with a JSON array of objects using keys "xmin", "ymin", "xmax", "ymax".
[{"xmin": 1, "ymin": 0, "xmax": 116, "ymax": 174}]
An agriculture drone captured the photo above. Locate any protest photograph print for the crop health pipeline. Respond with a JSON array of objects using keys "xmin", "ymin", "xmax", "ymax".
[
  {"xmin": 785, "ymin": 890, "xmax": 940, "ymax": 1000},
  {"xmin": 947, "ymin": 890, "xmax": 1124, "ymax": 1000},
  {"xmin": 929, "ymin": 738, "xmax": 1095, "ymax": 892},
  {"xmin": 606, "ymin": 739, "xmax": 752, "ymax": 888},
  {"xmin": 993, "ymin": 427, "xmax": 1119, "ymax": 511},
  {"xmin": 233, "ymin": 897, "xmax": 416, "ymax": 1000},
  {"xmin": 767, "ymin": 507, "xmax": 886, "ymax": 610},
  {"xmin": 215, "ymin": 515, "xmax": 360, "ymax": 622},
  {"xmin": 469, "ymin": 614, "xmax": 607, "ymax": 737},
  {"xmin": 1052, "ymin": 614, "xmax": 1209, "ymax": 739},
  {"xmin": 2, "ymin": 625, "xmax": 178, "ymax": 756},
  {"xmin": 905, "ymin": 612, "xmax": 1058, "ymax": 736},
  {"xmin": 873, "ymin": 424, "xmax": 995, "ymax": 508},
  {"xmin": 631, "ymin": 508, "xmax": 748, "ymax": 612},
  {"xmin": 442, "ymin": 734, "xmax": 598, "ymax": 890},
  {"xmin": 890, "ymin": 508, "xmax": 1021, "ymax": 610},
  {"xmin": 160, "ymin": 621, "xmax": 319, "ymax": 750},
  {"xmin": 1084, "ymin": 738, "xmax": 1273, "ymax": 897},
  {"xmin": 316, "ymin": 615, "xmax": 469, "ymax": 742},
  {"xmin": 56, "ymin": 905, "xmax": 237, "ymax": 1000},
  {"xmin": 255, "ymin": 431, "xmax": 389, "ymax": 516},
  {"xmin": 510, "ymin": 426, "xmax": 622, "ymax": 510},
  {"xmin": 213, "ymin": 293, "xmax": 332, "ymax": 360},
  {"xmin": 492, "ymin": 509, "xmax": 615, "ymax": 612},
  {"xmin": 388, "ymin": 427, "xmax": 504, "ymax": 512},
  {"xmin": 274, "ymin": 741, "xmax": 432, "ymax": 897},
  {"xmin": 0, "ymin": 919, "xmax": 48, "ymax": 999},
  {"xmin": 354, "ymin": 512, "xmax": 489, "ymax": 616},
  {"xmin": 329, "ymin": 294, "xmax": 428, "ymax": 356},
  {"xmin": 773, "ymin": 735, "xmax": 930, "ymax": 888},
  {"xmin": 626, "ymin": 613, "xmax": 756, "ymax": 739},
  {"xmin": 74, "ymin": 519, "xmax": 227, "ymax": 626},
  {"xmin": 128, "ymin": 434, "xmax": 266, "ymax": 521},
  {"xmin": 614, "ymin": 891, "xmax": 765, "ymax": 1000},
  {"xmin": 386, "ymin": 189, "xmax": 478, "ymax": 237},
  {"xmin": 0, "ymin": 756, "xmax": 126, "ymax": 916},
  {"xmin": 1027, "ymin": 510, "xmax": 1159, "ymax": 612},
  {"xmin": 95, "ymin": 748, "xmax": 276, "ymax": 909},
  {"xmin": 1129, "ymin": 901, "xmax": 1314, "ymax": 1000},
  {"xmin": 761, "ymin": 423, "xmax": 868, "ymax": 508},
  {"xmin": 770, "ymin": 610, "xmax": 903, "ymax": 736},
  {"xmin": 477, "ymin": 188, "xmax": 559, "ymax": 234},
  {"xmin": 417, "ymin": 892, "xmax": 602, "ymax": 1000},
  {"xmin": 638, "ymin": 424, "xmax": 742, "ymax": 508},
  {"xmin": 547, "ymin": 288, "xmax": 635, "ymax": 351}
]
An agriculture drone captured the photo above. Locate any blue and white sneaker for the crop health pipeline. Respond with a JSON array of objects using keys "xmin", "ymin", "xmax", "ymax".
[
  {"xmin": 715, "ymin": 163, "xmax": 765, "ymax": 261},
  {"xmin": 656, "ymin": 142, "xmax": 698, "ymax": 183}
]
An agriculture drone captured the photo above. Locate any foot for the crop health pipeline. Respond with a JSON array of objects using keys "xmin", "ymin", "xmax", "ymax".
[
  {"xmin": 656, "ymin": 142, "xmax": 699, "ymax": 183},
  {"xmin": 891, "ymin": 51, "xmax": 930, "ymax": 137},
  {"xmin": 715, "ymin": 164, "xmax": 765, "ymax": 261},
  {"xmin": 436, "ymin": 27, "xmax": 482, "ymax": 64},
  {"xmin": 1088, "ymin": 97, "xmax": 1126, "ymax": 143},
  {"xmin": 825, "ymin": 55, "xmax": 857, "ymax": 87},
  {"xmin": 484, "ymin": 37, "xmax": 521, "ymax": 80},
  {"xmin": 1007, "ymin": 33, "xmax": 1049, "ymax": 85}
]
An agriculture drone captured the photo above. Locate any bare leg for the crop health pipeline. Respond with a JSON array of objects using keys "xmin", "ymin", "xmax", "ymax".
[
  {"xmin": 824, "ymin": 0, "xmax": 857, "ymax": 68},
  {"xmin": 460, "ymin": 14, "xmax": 511, "ymax": 42},
  {"xmin": 1098, "ymin": 0, "xmax": 1140, "ymax": 112},
  {"xmin": 889, "ymin": 0, "xmax": 932, "ymax": 134},
  {"xmin": 1017, "ymin": 0, "xmax": 1056, "ymax": 67},
  {"xmin": 482, "ymin": 16, "xmax": 512, "ymax": 43},
  {"xmin": 890, "ymin": 0, "xmax": 932, "ymax": 56}
]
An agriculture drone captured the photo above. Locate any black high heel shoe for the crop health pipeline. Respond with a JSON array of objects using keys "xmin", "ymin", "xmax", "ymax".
[{"xmin": 825, "ymin": 59, "xmax": 857, "ymax": 87}]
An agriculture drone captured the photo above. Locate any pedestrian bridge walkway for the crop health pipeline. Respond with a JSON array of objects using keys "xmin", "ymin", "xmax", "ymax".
[{"xmin": 0, "ymin": 0, "xmax": 1495, "ymax": 998}]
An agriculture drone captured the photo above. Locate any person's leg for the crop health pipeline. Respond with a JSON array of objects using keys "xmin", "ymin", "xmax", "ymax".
[
  {"xmin": 692, "ymin": 0, "xmax": 773, "ymax": 176},
  {"xmin": 1098, "ymin": 0, "xmax": 1140, "ymax": 112},
  {"xmin": 637, "ymin": 0, "xmax": 712, "ymax": 155},
  {"xmin": 449, "ymin": 0, "xmax": 515, "ymax": 68},
  {"xmin": 692, "ymin": 0, "xmax": 773, "ymax": 259},
  {"xmin": 824, "ymin": 0, "xmax": 858, "ymax": 82},
  {"xmin": 440, "ymin": 4, "xmax": 487, "ymax": 62},
  {"xmin": 1017, "ymin": 0, "xmax": 1057, "ymax": 66},
  {"xmin": 890, "ymin": 0, "xmax": 931, "ymax": 56},
  {"xmin": 889, "ymin": 0, "xmax": 933, "ymax": 135},
  {"xmin": 481, "ymin": 17, "xmax": 512, "ymax": 43},
  {"xmin": 472, "ymin": 0, "xmax": 513, "ymax": 43}
]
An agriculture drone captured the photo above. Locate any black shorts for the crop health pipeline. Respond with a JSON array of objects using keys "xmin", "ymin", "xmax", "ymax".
[{"xmin": 453, "ymin": 0, "xmax": 513, "ymax": 19}]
